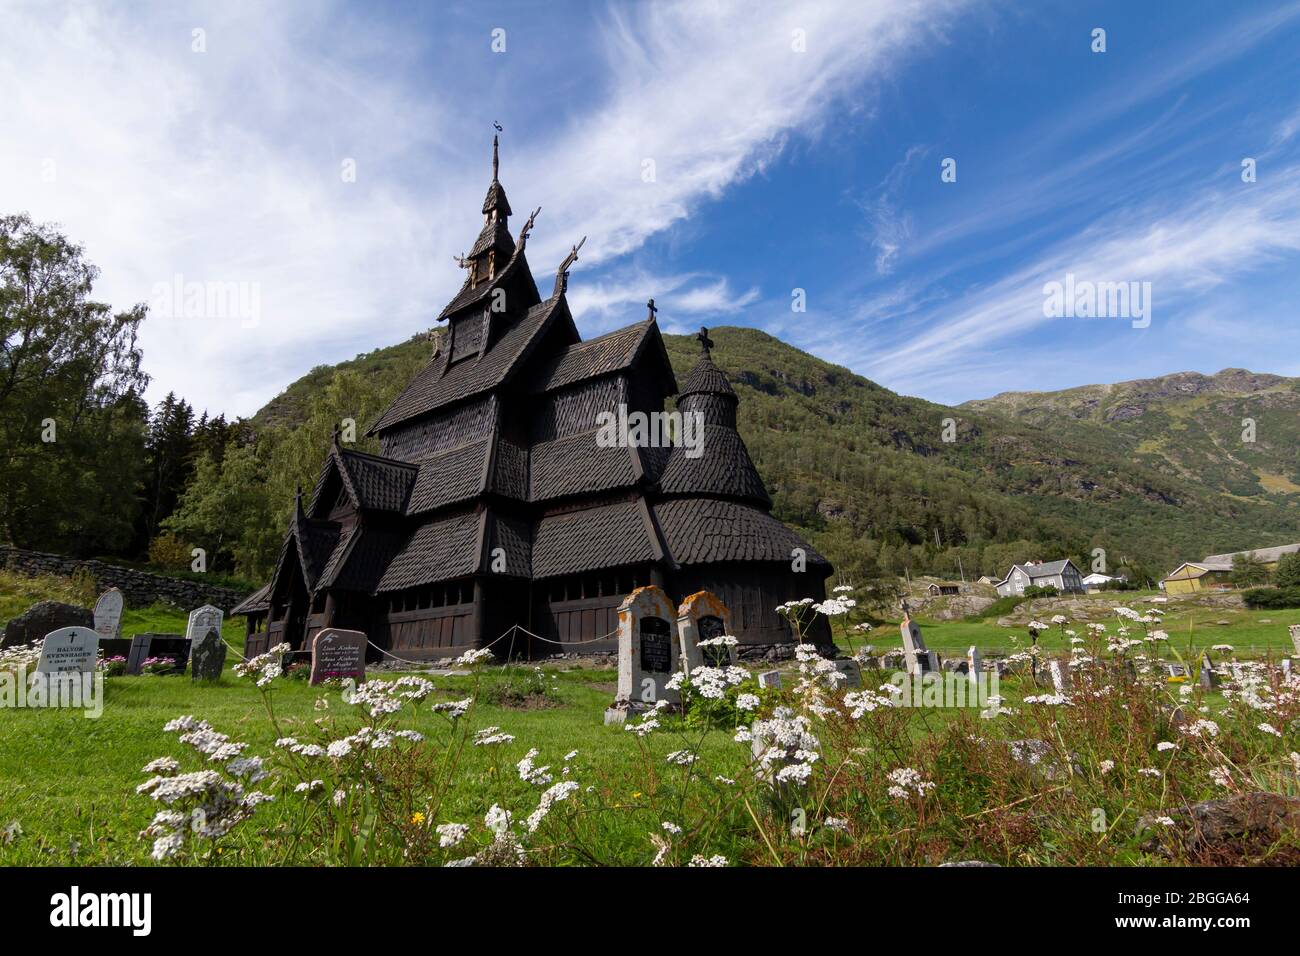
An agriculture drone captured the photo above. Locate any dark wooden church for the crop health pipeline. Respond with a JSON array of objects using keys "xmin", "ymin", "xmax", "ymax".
[{"xmin": 234, "ymin": 140, "xmax": 831, "ymax": 660}]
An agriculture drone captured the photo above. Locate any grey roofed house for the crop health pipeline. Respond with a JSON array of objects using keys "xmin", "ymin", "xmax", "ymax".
[
  {"xmin": 994, "ymin": 559, "xmax": 1086, "ymax": 598},
  {"xmin": 233, "ymin": 138, "xmax": 832, "ymax": 662}
]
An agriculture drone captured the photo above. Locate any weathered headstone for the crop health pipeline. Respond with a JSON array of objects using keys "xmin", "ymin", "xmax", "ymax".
[
  {"xmin": 93, "ymin": 588, "xmax": 124, "ymax": 640},
  {"xmin": 1291, "ymin": 625, "xmax": 1300, "ymax": 658},
  {"xmin": 309, "ymin": 628, "xmax": 367, "ymax": 686},
  {"xmin": 186, "ymin": 605, "xmax": 224, "ymax": 645},
  {"xmin": 676, "ymin": 590, "xmax": 734, "ymax": 673},
  {"xmin": 899, "ymin": 605, "xmax": 937, "ymax": 677},
  {"xmin": 1198, "ymin": 652, "xmax": 1219, "ymax": 690},
  {"xmin": 2, "ymin": 601, "xmax": 92, "ymax": 649},
  {"xmin": 757, "ymin": 670, "xmax": 783, "ymax": 689},
  {"xmin": 827, "ymin": 659, "xmax": 861, "ymax": 689},
  {"xmin": 1162, "ymin": 662, "xmax": 1188, "ymax": 679},
  {"xmin": 191, "ymin": 628, "xmax": 226, "ymax": 682},
  {"xmin": 605, "ymin": 586, "xmax": 679, "ymax": 724},
  {"xmin": 967, "ymin": 646, "xmax": 982, "ymax": 686},
  {"xmin": 35, "ymin": 626, "xmax": 98, "ymax": 675}
]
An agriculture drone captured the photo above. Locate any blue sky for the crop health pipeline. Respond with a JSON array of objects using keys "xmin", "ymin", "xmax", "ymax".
[{"xmin": 4, "ymin": 0, "xmax": 1300, "ymax": 415}]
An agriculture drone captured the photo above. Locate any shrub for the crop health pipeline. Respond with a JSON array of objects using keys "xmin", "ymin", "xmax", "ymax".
[
  {"xmin": 148, "ymin": 533, "xmax": 193, "ymax": 571},
  {"xmin": 1022, "ymin": 585, "xmax": 1058, "ymax": 598},
  {"xmin": 967, "ymin": 596, "xmax": 1026, "ymax": 620},
  {"xmin": 1242, "ymin": 587, "xmax": 1300, "ymax": 610}
]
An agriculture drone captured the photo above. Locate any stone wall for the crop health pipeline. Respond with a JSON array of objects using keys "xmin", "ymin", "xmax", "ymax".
[{"xmin": 0, "ymin": 546, "xmax": 253, "ymax": 613}]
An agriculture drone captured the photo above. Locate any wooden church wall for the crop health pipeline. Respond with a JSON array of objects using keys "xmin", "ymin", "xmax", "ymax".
[{"xmin": 669, "ymin": 563, "xmax": 830, "ymax": 645}]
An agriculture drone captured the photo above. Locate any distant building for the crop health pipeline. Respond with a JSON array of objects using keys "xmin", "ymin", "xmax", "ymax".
[
  {"xmin": 994, "ymin": 559, "xmax": 1085, "ymax": 598},
  {"xmin": 1081, "ymin": 572, "xmax": 1125, "ymax": 593},
  {"xmin": 976, "ymin": 575, "xmax": 998, "ymax": 585},
  {"xmin": 1161, "ymin": 542, "xmax": 1300, "ymax": 595},
  {"xmin": 926, "ymin": 583, "xmax": 961, "ymax": 596}
]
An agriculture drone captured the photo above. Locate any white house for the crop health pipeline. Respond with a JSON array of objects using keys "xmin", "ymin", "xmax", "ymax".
[
  {"xmin": 994, "ymin": 559, "xmax": 1086, "ymax": 598},
  {"xmin": 1081, "ymin": 572, "xmax": 1126, "ymax": 592}
]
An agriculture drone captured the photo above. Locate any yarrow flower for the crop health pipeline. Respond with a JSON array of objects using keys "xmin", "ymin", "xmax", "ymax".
[{"xmin": 886, "ymin": 767, "xmax": 935, "ymax": 800}]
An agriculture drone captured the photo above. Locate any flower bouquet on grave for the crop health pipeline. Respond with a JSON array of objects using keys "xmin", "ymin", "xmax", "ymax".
[
  {"xmin": 99, "ymin": 654, "xmax": 129, "ymax": 677},
  {"xmin": 142, "ymin": 656, "xmax": 178, "ymax": 676}
]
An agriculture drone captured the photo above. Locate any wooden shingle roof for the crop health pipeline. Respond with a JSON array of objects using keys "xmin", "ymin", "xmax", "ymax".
[
  {"xmin": 528, "ymin": 319, "xmax": 661, "ymax": 393},
  {"xmin": 654, "ymin": 498, "xmax": 829, "ymax": 567},
  {"xmin": 376, "ymin": 511, "xmax": 483, "ymax": 592},
  {"xmin": 529, "ymin": 433, "xmax": 639, "ymax": 502},
  {"xmin": 531, "ymin": 500, "xmax": 660, "ymax": 578},
  {"xmin": 657, "ymin": 426, "xmax": 771, "ymax": 507},
  {"xmin": 372, "ymin": 293, "xmax": 568, "ymax": 433},
  {"xmin": 405, "ymin": 438, "xmax": 492, "ymax": 515},
  {"xmin": 230, "ymin": 583, "xmax": 271, "ymax": 616}
]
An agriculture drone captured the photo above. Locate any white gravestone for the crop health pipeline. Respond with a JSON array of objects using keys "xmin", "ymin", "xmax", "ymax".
[
  {"xmin": 967, "ymin": 646, "xmax": 982, "ymax": 686},
  {"xmin": 93, "ymin": 588, "xmax": 124, "ymax": 640},
  {"xmin": 605, "ymin": 586, "xmax": 680, "ymax": 725},
  {"xmin": 186, "ymin": 605, "xmax": 224, "ymax": 645},
  {"xmin": 1290, "ymin": 624, "xmax": 1300, "ymax": 658},
  {"xmin": 676, "ymin": 590, "xmax": 735, "ymax": 674},
  {"xmin": 757, "ymin": 670, "xmax": 783, "ymax": 689},
  {"xmin": 36, "ymin": 626, "xmax": 98, "ymax": 675},
  {"xmin": 899, "ymin": 607, "xmax": 938, "ymax": 677}
]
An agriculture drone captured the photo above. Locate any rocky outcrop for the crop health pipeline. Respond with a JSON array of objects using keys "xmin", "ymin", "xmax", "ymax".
[
  {"xmin": 1139, "ymin": 793, "xmax": 1300, "ymax": 861},
  {"xmin": 0, "ymin": 547, "xmax": 251, "ymax": 615}
]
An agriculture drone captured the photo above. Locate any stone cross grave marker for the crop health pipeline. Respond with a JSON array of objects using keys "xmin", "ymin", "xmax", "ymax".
[
  {"xmin": 309, "ymin": 628, "xmax": 367, "ymax": 686},
  {"xmin": 676, "ymin": 590, "xmax": 734, "ymax": 674},
  {"xmin": 605, "ymin": 586, "xmax": 679, "ymax": 724},
  {"xmin": 36, "ymin": 626, "xmax": 98, "ymax": 675},
  {"xmin": 186, "ymin": 605, "xmax": 224, "ymax": 645},
  {"xmin": 967, "ymin": 646, "xmax": 981, "ymax": 686},
  {"xmin": 899, "ymin": 605, "xmax": 937, "ymax": 677},
  {"xmin": 191, "ymin": 628, "xmax": 226, "ymax": 682},
  {"xmin": 93, "ymin": 588, "xmax": 124, "ymax": 640}
]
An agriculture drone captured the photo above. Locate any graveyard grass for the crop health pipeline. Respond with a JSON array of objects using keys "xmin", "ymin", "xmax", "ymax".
[{"xmin": 2, "ymin": 586, "xmax": 1300, "ymax": 866}]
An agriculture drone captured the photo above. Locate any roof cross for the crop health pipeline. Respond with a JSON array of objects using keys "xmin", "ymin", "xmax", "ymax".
[
  {"xmin": 646, "ymin": 298, "xmax": 658, "ymax": 322},
  {"xmin": 696, "ymin": 326, "xmax": 713, "ymax": 353}
]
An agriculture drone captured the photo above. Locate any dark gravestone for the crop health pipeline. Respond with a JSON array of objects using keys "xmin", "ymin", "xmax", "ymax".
[
  {"xmin": 697, "ymin": 614, "xmax": 730, "ymax": 667},
  {"xmin": 128, "ymin": 633, "xmax": 190, "ymax": 675},
  {"xmin": 639, "ymin": 617, "xmax": 673, "ymax": 674},
  {"xmin": 309, "ymin": 628, "xmax": 367, "ymax": 685},
  {"xmin": 2, "ymin": 602, "xmax": 92, "ymax": 649},
  {"xmin": 191, "ymin": 628, "xmax": 226, "ymax": 681}
]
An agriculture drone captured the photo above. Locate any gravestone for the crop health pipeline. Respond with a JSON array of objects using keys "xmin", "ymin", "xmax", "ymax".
[
  {"xmin": 757, "ymin": 670, "xmax": 783, "ymax": 689},
  {"xmin": 1291, "ymin": 625, "xmax": 1300, "ymax": 658},
  {"xmin": 186, "ymin": 605, "xmax": 224, "ymax": 645},
  {"xmin": 1280, "ymin": 658, "xmax": 1291, "ymax": 679},
  {"xmin": 1199, "ymin": 652, "xmax": 1219, "ymax": 690},
  {"xmin": 676, "ymin": 591, "xmax": 734, "ymax": 673},
  {"xmin": 605, "ymin": 586, "xmax": 679, "ymax": 724},
  {"xmin": 191, "ymin": 628, "xmax": 226, "ymax": 682},
  {"xmin": 309, "ymin": 628, "xmax": 367, "ymax": 686},
  {"xmin": 35, "ymin": 626, "xmax": 98, "ymax": 675},
  {"xmin": 967, "ymin": 646, "xmax": 982, "ymax": 686},
  {"xmin": 899, "ymin": 604, "xmax": 938, "ymax": 677},
  {"xmin": 827, "ymin": 659, "xmax": 861, "ymax": 689},
  {"xmin": 2, "ymin": 601, "xmax": 93, "ymax": 649},
  {"xmin": 93, "ymin": 588, "xmax": 124, "ymax": 640},
  {"xmin": 1162, "ymin": 662, "xmax": 1188, "ymax": 679},
  {"xmin": 127, "ymin": 633, "xmax": 190, "ymax": 675}
]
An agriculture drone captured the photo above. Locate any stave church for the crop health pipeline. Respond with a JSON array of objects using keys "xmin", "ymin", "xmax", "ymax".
[{"xmin": 234, "ymin": 140, "xmax": 831, "ymax": 659}]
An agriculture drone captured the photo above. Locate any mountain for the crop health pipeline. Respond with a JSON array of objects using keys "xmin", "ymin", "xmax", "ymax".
[
  {"xmin": 249, "ymin": 329, "xmax": 1300, "ymax": 584},
  {"xmin": 962, "ymin": 369, "xmax": 1300, "ymax": 500}
]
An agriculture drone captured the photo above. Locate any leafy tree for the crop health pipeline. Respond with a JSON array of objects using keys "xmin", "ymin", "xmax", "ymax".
[
  {"xmin": 1229, "ymin": 551, "xmax": 1272, "ymax": 589},
  {"xmin": 1273, "ymin": 552, "xmax": 1300, "ymax": 590},
  {"xmin": 0, "ymin": 214, "xmax": 149, "ymax": 554}
]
